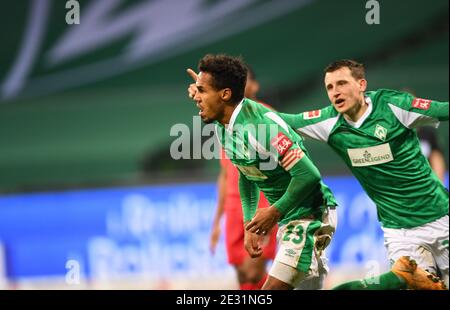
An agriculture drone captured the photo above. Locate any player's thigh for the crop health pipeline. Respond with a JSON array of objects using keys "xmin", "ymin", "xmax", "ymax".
[
  {"xmin": 383, "ymin": 216, "xmax": 448, "ymax": 288},
  {"xmin": 224, "ymin": 206, "xmax": 246, "ymax": 265},
  {"xmin": 269, "ymin": 219, "xmax": 328, "ymax": 288},
  {"xmin": 426, "ymin": 216, "xmax": 449, "ymax": 270},
  {"xmin": 383, "ymin": 230, "xmax": 434, "ymax": 268},
  {"xmin": 236, "ymin": 255, "xmax": 267, "ymax": 283},
  {"xmin": 424, "ymin": 215, "xmax": 449, "ymax": 285}
]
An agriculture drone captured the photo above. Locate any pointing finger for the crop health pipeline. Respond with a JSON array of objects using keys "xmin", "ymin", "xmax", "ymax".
[{"xmin": 186, "ymin": 68, "xmax": 198, "ymax": 81}]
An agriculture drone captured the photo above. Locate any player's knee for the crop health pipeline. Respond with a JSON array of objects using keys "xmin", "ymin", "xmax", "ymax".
[
  {"xmin": 261, "ymin": 276, "xmax": 293, "ymax": 290},
  {"xmin": 236, "ymin": 261, "xmax": 266, "ymax": 284},
  {"xmin": 235, "ymin": 266, "xmax": 248, "ymax": 284},
  {"xmin": 246, "ymin": 268, "xmax": 266, "ymax": 284}
]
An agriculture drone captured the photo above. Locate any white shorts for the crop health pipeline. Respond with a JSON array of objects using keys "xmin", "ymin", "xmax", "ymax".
[
  {"xmin": 382, "ymin": 215, "xmax": 449, "ymax": 287},
  {"xmin": 269, "ymin": 207, "xmax": 337, "ymax": 289}
]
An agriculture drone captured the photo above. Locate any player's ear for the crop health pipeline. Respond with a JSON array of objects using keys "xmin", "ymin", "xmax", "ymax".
[
  {"xmin": 221, "ymin": 88, "xmax": 232, "ymax": 101},
  {"xmin": 359, "ymin": 79, "xmax": 367, "ymax": 92}
]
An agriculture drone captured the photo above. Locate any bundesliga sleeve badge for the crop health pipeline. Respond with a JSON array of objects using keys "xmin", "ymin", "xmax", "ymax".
[{"xmin": 412, "ymin": 98, "xmax": 431, "ymax": 110}]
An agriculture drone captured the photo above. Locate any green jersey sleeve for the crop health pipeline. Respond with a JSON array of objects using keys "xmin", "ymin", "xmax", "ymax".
[
  {"xmin": 277, "ymin": 107, "xmax": 339, "ymax": 142},
  {"xmin": 370, "ymin": 89, "xmax": 449, "ymax": 128},
  {"xmin": 259, "ymin": 112, "xmax": 322, "ymax": 215},
  {"xmin": 272, "ymin": 154, "xmax": 322, "ymax": 215},
  {"xmin": 238, "ymin": 171, "xmax": 260, "ymax": 222}
]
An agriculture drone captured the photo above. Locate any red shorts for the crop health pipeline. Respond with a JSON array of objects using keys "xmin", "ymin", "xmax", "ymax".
[{"xmin": 224, "ymin": 198, "xmax": 277, "ymax": 265}]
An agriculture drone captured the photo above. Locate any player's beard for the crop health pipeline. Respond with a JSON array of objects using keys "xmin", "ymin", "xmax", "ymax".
[
  {"xmin": 201, "ymin": 109, "xmax": 222, "ymax": 124},
  {"xmin": 201, "ymin": 116, "xmax": 213, "ymax": 124}
]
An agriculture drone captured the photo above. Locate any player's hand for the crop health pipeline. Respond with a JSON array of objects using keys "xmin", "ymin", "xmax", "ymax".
[
  {"xmin": 245, "ymin": 206, "xmax": 281, "ymax": 235},
  {"xmin": 186, "ymin": 68, "xmax": 198, "ymax": 100},
  {"xmin": 244, "ymin": 229, "xmax": 263, "ymax": 258},
  {"xmin": 209, "ymin": 222, "xmax": 221, "ymax": 255}
]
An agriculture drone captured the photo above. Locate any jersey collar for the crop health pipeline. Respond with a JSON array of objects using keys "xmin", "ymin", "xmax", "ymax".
[
  {"xmin": 227, "ymin": 98, "xmax": 244, "ymax": 133},
  {"xmin": 343, "ymin": 96, "xmax": 373, "ymax": 128}
]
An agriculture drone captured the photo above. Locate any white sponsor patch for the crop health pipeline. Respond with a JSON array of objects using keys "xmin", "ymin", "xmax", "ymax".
[
  {"xmin": 347, "ymin": 143, "xmax": 394, "ymax": 167},
  {"xmin": 236, "ymin": 165, "xmax": 268, "ymax": 180}
]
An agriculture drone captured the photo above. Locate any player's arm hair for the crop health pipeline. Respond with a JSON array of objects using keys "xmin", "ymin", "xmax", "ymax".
[
  {"xmin": 273, "ymin": 154, "xmax": 322, "ymax": 215},
  {"xmin": 238, "ymin": 172, "xmax": 260, "ymax": 222}
]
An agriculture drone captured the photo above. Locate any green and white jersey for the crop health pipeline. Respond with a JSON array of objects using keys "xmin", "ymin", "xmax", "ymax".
[
  {"xmin": 215, "ymin": 98, "xmax": 337, "ymax": 225},
  {"xmin": 280, "ymin": 89, "xmax": 449, "ymax": 229}
]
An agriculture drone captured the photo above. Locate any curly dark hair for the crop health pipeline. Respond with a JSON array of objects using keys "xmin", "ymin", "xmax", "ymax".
[
  {"xmin": 198, "ymin": 54, "xmax": 247, "ymax": 103},
  {"xmin": 324, "ymin": 59, "xmax": 365, "ymax": 80}
]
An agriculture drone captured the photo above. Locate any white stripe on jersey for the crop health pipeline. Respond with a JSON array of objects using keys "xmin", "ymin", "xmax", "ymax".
[
  {"xmin": 264, "ymin": 112, "xmax": 290, "ymax": 132},
  {"xmin": 248, "ymin": 132, "xmax": 272, "ymax": 157},
  {"xmin": 388, "ymin": 103, "xmax": 440, "ymax": 129},
  {"xmin": 297, "ymin": 116, "xmax": 339, "ymax": 142}
]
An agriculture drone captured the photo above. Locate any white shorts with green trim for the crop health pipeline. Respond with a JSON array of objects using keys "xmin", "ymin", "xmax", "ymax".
[
  {"xmin": 269, "ymin": 207, "xmax": 337, "ymax": 289},
  {"xmin": 382, "ymin": 214, "xmax": 449, "ymax": 287}
]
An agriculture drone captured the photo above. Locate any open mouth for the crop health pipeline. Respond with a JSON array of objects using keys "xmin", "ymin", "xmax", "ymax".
[
  {"xmin": 335, "ymin": 98, "xmax": 345, "ymax": 107},
  {"xmin": 196, "ymin": 103, "xmax": 204, "ymax": 116}
]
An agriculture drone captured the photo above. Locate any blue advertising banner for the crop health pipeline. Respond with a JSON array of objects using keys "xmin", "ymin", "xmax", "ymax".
[{"xmin": 0, "ymin": 175, "xmax": 447, "ymax": 283}]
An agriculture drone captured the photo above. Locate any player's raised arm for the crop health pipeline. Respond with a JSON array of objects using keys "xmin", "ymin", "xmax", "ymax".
[
  {"xmin": 277, "ymin": 107, "xmax": 337, "ymax": 143},
  {"xmin": 276, "ymin": 112, "xmax": 304, "ymax": 130},
  {"xmin": 381, "ymin": 89, "xmax": 449, "ymax": 127}
]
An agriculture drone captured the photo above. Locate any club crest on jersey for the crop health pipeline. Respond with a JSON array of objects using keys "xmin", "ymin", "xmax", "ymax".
[
  {"xmin": 303, "ymin": 110, "xmax": 321, "ymax": 120},
  {"xmin": 412, "ymin": 98, "xmax": 431, "ymax": 110},
  {"xmin": 270, "ymin": 133, "xmax": 293, "ymax": 156},
  {"xmin": 374, "ymin": 124, "xmax": 387, "ymax": 141}
]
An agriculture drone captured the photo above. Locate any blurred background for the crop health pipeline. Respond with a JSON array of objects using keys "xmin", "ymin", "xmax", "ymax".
[{"xmin": 0, "ymin": 0, "xmax": 448, "ymax": 289}]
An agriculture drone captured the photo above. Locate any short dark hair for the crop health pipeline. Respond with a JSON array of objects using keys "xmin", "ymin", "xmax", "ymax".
[
  {"xmin": 324, "ymin": 59, "xmax": 365, "ymax": 80},
  {"xmin": 198, "ymin": 54, "xmax": 247, "ymax": 103}
]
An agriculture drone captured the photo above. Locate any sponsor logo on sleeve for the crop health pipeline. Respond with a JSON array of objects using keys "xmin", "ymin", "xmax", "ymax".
[
  {"xmin": 270, "ymin": 133, "xmax": 293, "ymax": 156},
  {"xmin": 303, "ymin": 110, "xmax": 321, "ymax": 120},
  {"xmin": 412, "ymin": 98, "xmax": 431, "ymax": 110},
  {"xmin": 280, "ymin": 148, "xmax": 304, "ymax": 171},
  {"xmin": 347, "ymin": 143, "xmax": 393, "ymax": 167}
]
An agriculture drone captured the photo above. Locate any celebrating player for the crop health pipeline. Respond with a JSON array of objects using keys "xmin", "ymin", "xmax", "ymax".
[
  {"xmin": 278, "ymin": 59, "xmax": 448, "ymax": 290},
  {"xmin": 187, "ymin": 54, "xmax": 338, "ymax": 290}
]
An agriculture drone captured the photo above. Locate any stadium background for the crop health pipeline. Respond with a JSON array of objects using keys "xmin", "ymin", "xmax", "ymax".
[{"xmin": 0, "ymin": 0, "xmax": 448, "ymax": 289}]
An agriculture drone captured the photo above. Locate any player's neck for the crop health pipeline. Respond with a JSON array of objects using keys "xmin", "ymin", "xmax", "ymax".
[
  {"xmin": 343, "ymin": 97, "xmax": 368, "ymax": 123},
  {"xmin": 219, "ymin": 104, "xmax": 238, "ymax": 125},
  {"xmin": 219, "ymin": 100, "xmax": 242, "ymax": 125}
]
